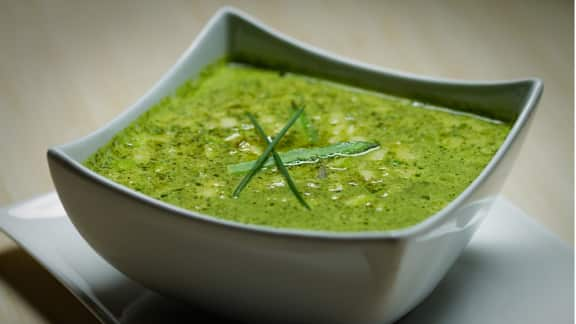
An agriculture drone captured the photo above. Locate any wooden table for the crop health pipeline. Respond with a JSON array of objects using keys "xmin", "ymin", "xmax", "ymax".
[{"xmin": 0, "ymin": 1, "xmax": 572, "ymax": 323}]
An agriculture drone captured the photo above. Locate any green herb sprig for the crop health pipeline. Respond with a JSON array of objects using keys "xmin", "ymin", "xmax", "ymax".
[
  {"xmin": 232, "ymin": 107, "xmax": 305, "ymax": 202},
  {"xmin": 292, "ymin": 101, "xmax": 319, "ymax": 144},
  {"xmin": 227, "ymin": 141, "xmax": 380, "ymax": 174},
  {"xmin": 246, "ymin": 113, "xmax": 310, "ymax": 209}
]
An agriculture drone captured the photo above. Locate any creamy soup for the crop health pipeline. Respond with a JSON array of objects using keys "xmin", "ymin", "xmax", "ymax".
[{"xmin": 84, "ymin": 61, "xmax": 510, "ymax": 231}]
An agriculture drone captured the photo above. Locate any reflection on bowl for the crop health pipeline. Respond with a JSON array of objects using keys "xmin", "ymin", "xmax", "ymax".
[{"xmin": 47, "ymin": 7, "xmax": 542, "ymax": 324}]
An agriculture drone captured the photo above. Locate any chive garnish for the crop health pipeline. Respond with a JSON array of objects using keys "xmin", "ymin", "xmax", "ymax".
[
  {"xmin": 232, "ymin": 107, "xmax": 305, "ymax": 199},
  {"xmin": 292, "ymin": 101, "xmax": 319, "ymax": 144},
  {"xmin": 247, "ymin": 113, "xmax": 310, "ymax": 210}
]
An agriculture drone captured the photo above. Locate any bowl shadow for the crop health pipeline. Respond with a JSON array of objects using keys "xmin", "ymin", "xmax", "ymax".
[{"xmin": 0, "ymin": 247, "xmax": 101, "ymax": 324}]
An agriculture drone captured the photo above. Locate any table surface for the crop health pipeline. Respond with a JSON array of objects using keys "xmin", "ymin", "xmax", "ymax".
[{"xmin": 0, "ymin": 1, "xmax": 573, "ymax": 323}]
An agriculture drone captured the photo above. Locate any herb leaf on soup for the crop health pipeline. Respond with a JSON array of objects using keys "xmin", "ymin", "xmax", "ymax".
[
  {"xmin": 232, "ymin": 107, "xmax": 303, "ymax": 199},
  {"xmin": 245, "ymin": 111, "xmax": 310, "ymax": 209}
]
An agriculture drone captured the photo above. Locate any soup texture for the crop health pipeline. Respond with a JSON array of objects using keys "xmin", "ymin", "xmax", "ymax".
[{"xmin": 84, "ymin": 61, "xmax": 510, "ymax": 232}]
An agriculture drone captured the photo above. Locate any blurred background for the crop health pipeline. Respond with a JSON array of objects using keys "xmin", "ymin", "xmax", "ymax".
[{"xmin": 0, "ymin": 0, "xmax": 573, "ymax": 323}]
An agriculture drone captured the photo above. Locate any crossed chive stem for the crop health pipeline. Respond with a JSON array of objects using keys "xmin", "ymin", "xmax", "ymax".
[{"xmin": 232, "ymin": 106, "xmax": 311, "ymax": 209}]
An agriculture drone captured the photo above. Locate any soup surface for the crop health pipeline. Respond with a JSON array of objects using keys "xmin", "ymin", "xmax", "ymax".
[{"xmin": 85, "ymin": 61, "xmax": 510, "ymax": 231}]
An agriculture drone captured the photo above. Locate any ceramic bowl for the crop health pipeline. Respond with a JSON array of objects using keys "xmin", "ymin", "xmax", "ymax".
[{"xmin": 47, "ymin": 7, "xmax": 543, "ymax": 324}]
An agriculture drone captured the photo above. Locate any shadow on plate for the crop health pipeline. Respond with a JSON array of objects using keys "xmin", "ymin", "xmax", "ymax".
[{"xmin": 0, "ymin": 247, "xmax": 101, "ymax": 324}]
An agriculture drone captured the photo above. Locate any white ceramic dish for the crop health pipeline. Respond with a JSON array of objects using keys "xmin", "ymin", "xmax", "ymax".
[
  {"xmin": 0, "ymin": 194, "xmax": 572, "ymax": 323},
  {"xmin": 47, "ymin": 7, "xmax": 543, "ymax": 324}
]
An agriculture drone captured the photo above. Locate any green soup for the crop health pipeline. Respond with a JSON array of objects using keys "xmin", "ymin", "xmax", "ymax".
[{"xmin": 84, "ymin": 61, "xmax": 510, "ymax": 232}]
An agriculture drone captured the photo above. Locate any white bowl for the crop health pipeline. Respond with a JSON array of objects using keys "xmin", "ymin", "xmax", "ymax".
[{"xmin": 47, "ymin": 7, "xmax": 543, "ymax": 324}]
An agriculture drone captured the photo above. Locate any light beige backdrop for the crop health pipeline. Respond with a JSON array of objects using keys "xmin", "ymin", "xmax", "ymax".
[{"xmin": 0, "ymin": 0, "xmax": 573, "ymax": 323}]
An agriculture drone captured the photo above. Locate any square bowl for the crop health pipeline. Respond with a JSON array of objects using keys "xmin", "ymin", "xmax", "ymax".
[{"xmin": 47, "ymin": 7, "xmax": 543, "ymax": 324}]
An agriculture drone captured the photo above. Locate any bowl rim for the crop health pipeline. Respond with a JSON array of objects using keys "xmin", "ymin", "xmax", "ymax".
[{"xmin": 47, "ymin": 6, "xmax": 544, "ymax": 241}]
